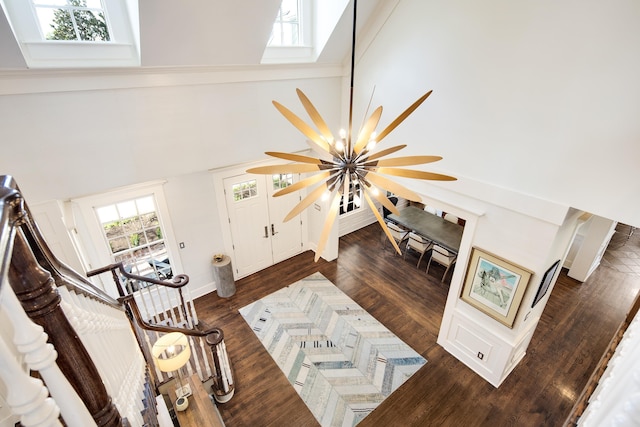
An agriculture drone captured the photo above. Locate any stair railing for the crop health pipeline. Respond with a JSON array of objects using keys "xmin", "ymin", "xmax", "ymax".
[
  {"xmin": 0, "ymin": 175, "xmax": 154, "ymax": 426},
  {"xmin": 88, "ymin": 263, "xmax": 235, "ymax": 403},
  {"xmin": 565, "ymin": 291, "xmax": 640, "ymax": 426},
  {"xmin": 87, "ymin": 261, "xmax": 198, "ymax": 329}
]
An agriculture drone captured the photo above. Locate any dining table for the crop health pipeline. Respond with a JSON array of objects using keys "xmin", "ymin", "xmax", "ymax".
[{"xmin": 387, "ymin": 205, "xmax": 464, "ymax": 253}]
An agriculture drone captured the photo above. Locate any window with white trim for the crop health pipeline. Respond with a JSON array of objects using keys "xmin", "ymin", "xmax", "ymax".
[
  {"xmin": 95, "ymin": 195, "xmax": 172, "ymax": 283},
  {"xmin": 262, "ymin": 0, "xmax": 312, "ymax": 63},
  {"xmin": 272, "ymin": 173, "xmax": 293, "ymax": 190},
  {"xmin": 1, "ymin": 0, "xmax": 139, "ymax": 68},
  {"xmin": 340, "ymin": 182, "xmax": 363, "ymax": 215},
  {"xmin": 268, "ymin": 0, "xmax": 301, "ymax": 46},
  {"xmin": 72, "ymin": 182, "xmax": 181, "ymax": 298},
  {"xmin": 232, "ymin": 180, "xmax": 258, "ymax": 202},
  {"xmin": 32, "ymin": 0, "xmax": 111, "ymax": 42}
]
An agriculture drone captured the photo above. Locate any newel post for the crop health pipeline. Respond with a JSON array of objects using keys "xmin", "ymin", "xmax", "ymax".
[
  {"xmin": 206, "ymin": 329, "xmax": 235, "ymax": 403},
  {"xmin": 9, "ymin": 230, "xmax": 122, "ymax": 427}
]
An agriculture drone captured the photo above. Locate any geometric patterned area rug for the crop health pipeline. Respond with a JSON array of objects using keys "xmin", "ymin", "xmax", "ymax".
[{"xmin": 239, "ymin": 272, "xmax": 427, "ymax": 426}]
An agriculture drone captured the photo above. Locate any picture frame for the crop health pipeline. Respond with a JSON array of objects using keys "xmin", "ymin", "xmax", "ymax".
[
  {"xmin": 460, "ymin": 247, "xmax": 533, "ymax": 328},
  {"xmin": 531, "ymin": 259, "xmax": 561, "ymax": 308}
]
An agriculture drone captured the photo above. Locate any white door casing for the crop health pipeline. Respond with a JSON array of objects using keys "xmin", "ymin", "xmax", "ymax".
[
  {"xmin": 70, "ymin": 181, "xmax": 183, "ymax": 298},
  {"xmin": 223, "ymin": 173, "xmax": 302, "ymax": 277},
  {"xmin": 223, "ymin": 175, "xmax": 273, "ymax": 277}
]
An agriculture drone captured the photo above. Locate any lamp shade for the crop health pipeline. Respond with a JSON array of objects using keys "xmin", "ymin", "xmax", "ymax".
[{"xmin": 152, "ymin": 332, "xmax": 191, "ymax": 373}]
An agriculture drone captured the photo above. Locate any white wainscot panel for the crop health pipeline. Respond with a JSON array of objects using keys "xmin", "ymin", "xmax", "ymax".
[{"xmin": 443, "ymin": 313, "xmax": 532, "ymax": 387}]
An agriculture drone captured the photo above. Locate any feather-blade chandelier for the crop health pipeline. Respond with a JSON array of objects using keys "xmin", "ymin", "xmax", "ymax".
[{"xmin": 248, "ymin": 0, "xmax": 456, "ymax": 262}]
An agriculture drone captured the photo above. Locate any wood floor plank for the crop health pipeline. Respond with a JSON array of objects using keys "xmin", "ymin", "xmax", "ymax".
[{"xmin": 194, "ymin": 223, "xmax": 640, "ymax": 426}]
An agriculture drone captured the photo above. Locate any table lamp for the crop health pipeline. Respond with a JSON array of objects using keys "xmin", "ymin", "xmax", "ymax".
[{"xmin": 152, "ymin": 332, "xmax": 192, "ymax": 401}]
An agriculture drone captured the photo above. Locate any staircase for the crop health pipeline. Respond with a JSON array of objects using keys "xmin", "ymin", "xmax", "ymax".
[
  {"xmin": 0, "ymin": 175, "xmax": 233, "ymax": 426},
  {"xmin": 87, "ymin": 262, "xmax": 235, "ymax": 403}
]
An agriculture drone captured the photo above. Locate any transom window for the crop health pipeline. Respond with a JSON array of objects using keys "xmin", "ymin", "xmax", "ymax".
[
  {"xmin": 232, "ymin": 180, "xmax": 258, "ymax": 201},
  {"xmin": 95, "ymin": 195, "xmax": 172, "ymax": 283},
  {"xmin": 268, "ymin": 0, "xmax": 301, "ymax": 46},
  {"xmin": 32, "ymin": 0, "xmax": 110, "ymax": 41}
]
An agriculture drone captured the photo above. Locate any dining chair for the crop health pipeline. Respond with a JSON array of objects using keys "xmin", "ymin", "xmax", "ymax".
[
  {"xmin": 404, "ymin": 232, "xmax": 433, "ymax": 268},
  {"xmin": 385, "ymin": 221, "xmax": 409, "ymax": 254},
  {"xmin": 382, "ymin": 196, "xmax": 399, "ymax": 219},
  {"xmin": 424, "ymin": 205, "xmax": 437, "ymax": 215},
  {"xmin": 426, "ymin": 244, "xmax": 457, "ymax": 282},
  {"xmin": 444, "ymin": 213, "xmax": 459, "ymax": 224}
]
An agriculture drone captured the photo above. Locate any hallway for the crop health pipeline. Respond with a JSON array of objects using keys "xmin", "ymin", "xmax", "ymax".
[{"xmin": 602, "ymin": 224, "xmax": 640, "ymax": 276}]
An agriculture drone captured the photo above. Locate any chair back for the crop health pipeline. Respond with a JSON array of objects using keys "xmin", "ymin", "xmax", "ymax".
[
  {"xmin": 387, "ymin": 222, "xmax": 407, "ymax": 240},
  {"xmin": 383, "ymin": 196, "xmax": 399, "ymax": 218},
  {"xmin": 432, "ymin": 245, "xmax": 452, "ymax": 265},
  {"xmin": 444, "ymin": 213, "xmax": 459, "ymax": 224},
  {"xmin": 408, "ymin": 232, "xmax": 430, "ymax": 251}
]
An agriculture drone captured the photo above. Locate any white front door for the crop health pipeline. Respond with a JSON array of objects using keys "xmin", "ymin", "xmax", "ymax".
[
  {"xmin": 224, "ymin": 175, "xmax": 273, "ymax": 277},
  {"xmin": 223, "ymin": 174, "xmax": 303, "ymax": 277},
  {"xmin": 267, "ymin": 173, "xmax": 303, "ymax": 264}
]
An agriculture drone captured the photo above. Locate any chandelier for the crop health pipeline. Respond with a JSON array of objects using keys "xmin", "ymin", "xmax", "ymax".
[{"xmin": 248, "ymin": 0, "xmax": 456, "ymax": 261}]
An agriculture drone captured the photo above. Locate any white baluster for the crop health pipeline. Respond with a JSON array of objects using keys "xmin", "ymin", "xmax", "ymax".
[
  {"xmin": 0, "ymin": 284, "xmax": 95, "ymax": 427},
  {"xmin": 199, "ymin": 335, "xmax": 213, "ymax": 379},
  {"xmin": 184, "ymin": 285, "xmax": 198, "ymax": 327},
  {"xmin": 144, "ymin": 284, "xmax": 161, "ymax": 324},
  {"xmin": 59, "ymin": 287, "xmax": 149, "ymax": 427},
  {"xmin": 579, "ymin": 314, "xmax": 640, "ymax": 426},
  {"xmin": 158, "ymin": 285, "xmax": 176, "ymax": 326},
  {"xmin": 136, "ymin": 286, "xmax": 157, "ymax": 324},
  {"xmin": 0, "ymin": 333, "xmax": 61, "ymax": 427}
]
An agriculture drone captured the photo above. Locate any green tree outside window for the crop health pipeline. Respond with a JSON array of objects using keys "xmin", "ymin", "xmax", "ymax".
[{"xmin": 46, "ymin": 0, "xmax": 110, "ymax": 41}]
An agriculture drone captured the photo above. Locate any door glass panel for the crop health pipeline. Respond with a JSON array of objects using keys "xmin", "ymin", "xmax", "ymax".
[
  {"xmin": 232, "ymin": 180, "xmax": 258, "ymax": 201},
  {"xmin": 272, "ymin": 173, "xmax": 293, "ymax": 190}
]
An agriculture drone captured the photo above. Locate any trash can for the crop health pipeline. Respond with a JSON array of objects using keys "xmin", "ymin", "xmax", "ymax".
[{"xmin": 212, "ymin": 254, "xmax": 235, "ymax": 298}]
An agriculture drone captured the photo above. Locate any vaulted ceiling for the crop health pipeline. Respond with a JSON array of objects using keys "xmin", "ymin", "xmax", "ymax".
[{"xmin": 0, "ymin": 0, "xmax": 390, "ymax": 70}]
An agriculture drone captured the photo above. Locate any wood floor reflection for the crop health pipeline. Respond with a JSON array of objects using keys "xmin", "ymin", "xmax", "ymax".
[{"xmin": 194, "ymin": 223, "xmax": 640, "ymax": 426}]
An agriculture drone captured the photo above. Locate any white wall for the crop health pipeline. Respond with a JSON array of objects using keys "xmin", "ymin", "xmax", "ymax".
[
  {"xmin": 0, "ymin": 72, "xmax": 343, "ymax": 205},
  {"xmin": 351, "ymin": 0, "xmax": 640, "ymax": 229},
  {"xmin": 0, "ymin": 71, "xmax": 342, "ymax": 295},
  {"xmin": 162, "ymin": 171, "xmax": 224, "ymax": 298},
  {"xmin": 349, "ymin": 0, "xmax": 640, "ymax": 384}
]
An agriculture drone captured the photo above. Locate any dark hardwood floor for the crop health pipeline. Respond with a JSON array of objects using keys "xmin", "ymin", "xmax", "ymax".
[{"xmin": 194, "ymin": 223, "xmax": 640, "ymax": 426}]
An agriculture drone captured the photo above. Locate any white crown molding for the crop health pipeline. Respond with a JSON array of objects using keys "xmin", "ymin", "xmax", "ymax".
[{"xmin": 0, "ymin": 63, "xmax": 346, "ymax": 95}]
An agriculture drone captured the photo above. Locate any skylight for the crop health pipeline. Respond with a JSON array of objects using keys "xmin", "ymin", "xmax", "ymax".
[
  {"xmin": 32, "ymin": 0, "xmax": 111, "ymax": 42},
  {"xmin": 1, "ymin": 0, "xmax": 139, "ymax": 68},
  {"xmin": 268, "ymin": 0, "xmax": 301, "ymax": 47},
  {"xmin": 261, "ymin": 0, "xmax": 352, "ymax": 65},
  {"xmin": 262, "ymin": 0, "xmax": 313, "ymax": 64}
]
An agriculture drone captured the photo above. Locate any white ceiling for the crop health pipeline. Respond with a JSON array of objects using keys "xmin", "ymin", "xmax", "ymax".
[{"xmin": 0, "ymin": 0, "xmax": 390, "ymax": 70}]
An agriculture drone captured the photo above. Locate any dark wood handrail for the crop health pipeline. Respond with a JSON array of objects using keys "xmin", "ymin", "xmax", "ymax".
[
  {"xmin": 10, "ymin": 224, "xmax": 122, "ymax": 426},
  {"xmin": 88, "ymin": 261, "xmax": 189, "ymax": 289},
  {"xmin": 120, "ymin": 293, "xmax": 222, "ymax": 343},
  {"xmin": 0, "ymin": 177, "xmax": 22, "ymax": 294},
  {"xmin": 3, "ymin": 175, "xmax": 122, "ymax": 310},
  {"xmin": 2, "ymin": 174, "xmax": 129, "ymax": 426},
  {"xmin": 88, "ymin": 261, "xmax": 191, "ymax": 324}
]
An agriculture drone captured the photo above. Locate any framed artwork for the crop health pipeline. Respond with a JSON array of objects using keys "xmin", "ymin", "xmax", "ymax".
[
  {"xmin": 461, "ymin": 247, "xmax": 533, "ymax": 328},
  {"xmin": 531, "ymin": 259, "xmax": 561, "ymax": 308}
]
